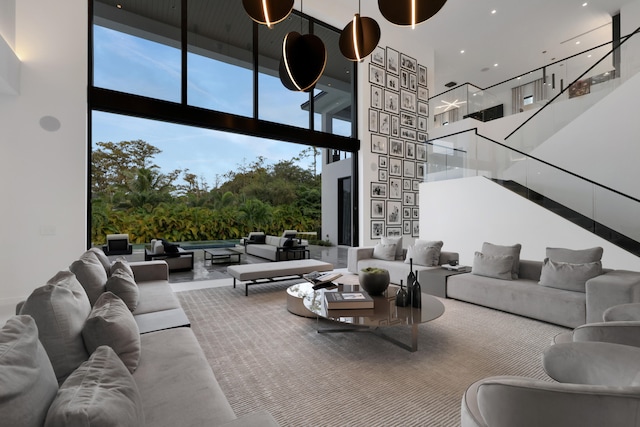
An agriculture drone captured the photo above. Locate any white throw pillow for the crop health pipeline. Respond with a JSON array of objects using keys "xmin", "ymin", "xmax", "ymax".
[
  {"xmin": 373, "ymin": 243, "xmax": 397, "ymax": 261},
  {"xmin": 472, "ymin": 251, "xmax": 514, "ymax": 280},
  {"xmin": 381, "ymin": 236, "xmax": 403, "ymax": 260},
  {"xmin": 405, "ymin": 245, "xmax": 439, "ymax": 267},
  {"xmin": 538, "ymin": 258, "xmax": 603, "ymax": 292}
]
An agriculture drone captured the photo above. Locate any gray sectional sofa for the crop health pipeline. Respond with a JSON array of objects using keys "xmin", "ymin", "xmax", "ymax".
[
  {"xmin": 3, "ymin": 248, "xmax": 279, "ymax": 427},
  {"xmin": 243, "ymin": 231, "xmax": 309, "ymax": 261}
]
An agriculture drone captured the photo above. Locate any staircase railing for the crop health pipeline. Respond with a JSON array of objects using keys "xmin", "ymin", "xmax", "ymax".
[{"xmin": 426, "ymin": 128, "xmax": 640, "ymax": 255}]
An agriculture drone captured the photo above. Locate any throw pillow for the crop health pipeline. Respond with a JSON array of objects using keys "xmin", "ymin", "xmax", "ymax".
[
  {"xmin": 404, "ymin": 245, "xmax": 439, "ymax": 267},
  {"xmin": 110, "ymin": 258, "xmax": 134, "ymax": 278},
  {"xmin": 161, "ymin": 239, "xmax": 179, "ymax": 253},
  {"xmin": 87, "ymin": 248, "xmax": 111, "ymax": 276},
  {"xmin": 381, "ymin": 236, "xmax": 403, "ymax": 260},
  {"xmin": 69, "ymin": 253, "xmax": 108, "ymax": 305},
  {"xmin": 538, "ymin": 258, "xmax": 603, "ymax": 292},
  {"xmin": 44, "ymin": 346, "xmax": 145, "ymax": 427},
  {"xmin": 472, "ymin": 252, "xmax": 514, "ymax": 280},
  {"xmin": 19, "ymin": 271, "xmax": 91, "ymax": 384},
  {"xmin": 105, "ymin": 268, "xmax": 139, "ymax": 311},
  {"xmin": 546, "ymin": 246, "xmax": 603, "ymax": 264},
  {"xmin": 407, "ymin": 240, "xmax": 444, "ymax": 266},
  {"xmin": 253, "ymin": 234, "xmax": 266, "ymax": 244},
  {"xmin": 82, "ymin": 292, "xmax": 141, "ymax": 373},
  {"xmin": 152, "ymin": 239, "xmax": 164, "ymax": 254},
  {"xmin": 481, "ymin": 242, "xmax": 522, "ymax": 279},
  {"xmin": 373, "ymin": 243, "xmax": 397, "ymax": 261},
  {"xmin": 0, "ymin": 315, "xmax": 59, "ymax": 427}
]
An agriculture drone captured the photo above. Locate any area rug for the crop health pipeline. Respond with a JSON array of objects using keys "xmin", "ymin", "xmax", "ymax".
[{"xmin": 177, "ymin": 280, "xmax": 568, "ymax": 426}]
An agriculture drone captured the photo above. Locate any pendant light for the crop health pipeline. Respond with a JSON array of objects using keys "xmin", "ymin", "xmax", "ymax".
[
  {"xmin": 242, "ymin": 0, "xmax": 294, "ymax": 29},
  {"xmin": 339, "ymin": 0, "xmax": 381, "ymax": 62},
  {"xmin": 378, "ymin": 0, "xmax": 448, "ymax": 28},
  {"xmin": 279, "ymin": 31, "xmax": 327, "ymax": 92}
]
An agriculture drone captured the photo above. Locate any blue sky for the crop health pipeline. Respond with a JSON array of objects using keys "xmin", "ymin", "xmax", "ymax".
[{"xmin": 92, "ymin": 25, "xmax": 348, "ymax": 188}]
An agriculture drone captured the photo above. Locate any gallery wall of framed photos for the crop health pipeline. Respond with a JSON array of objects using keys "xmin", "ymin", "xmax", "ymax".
[{"xmin": 368, "ymin": 45, "xmax": 429, "ymax": 241}]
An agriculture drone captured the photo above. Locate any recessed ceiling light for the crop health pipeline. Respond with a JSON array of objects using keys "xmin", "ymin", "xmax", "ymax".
[
  {"xmin": 588, "ymin": 54, "xmax": 592, "ymax": 58},
  {"xmin": 494, "ymin": 63, "xmax": 498, "ymax": 67},
  {"xmin": 491, "ymin": 9, "xmax": 497, "ymax": 14},
  {"xmin": 576, "ymin": 41, "xmax": 581, "ymax": 45},
  {"xmin": 116, "ymin": 3, "xmax": 122, "ymax": 8},
  {"xmin": 582, "ymin": 2, "xmax": 588, "ymax": 7},
  {"xmin": 460, "ymin": 50, "xmax": 465, "ymax": 54}
]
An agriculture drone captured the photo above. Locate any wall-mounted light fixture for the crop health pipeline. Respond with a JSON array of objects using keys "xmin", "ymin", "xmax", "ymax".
[
  {"xmin": 242, "ymin": 0, "xmax": 294, "ymax": 29},
  {"xmin": 339, "ymin": 1, "xmax": 381, "ymax": 62},
  {"xmin": 279, "ymin": 31, "xmax": 327, "ymax": 92},
  {"xmin": 378, "ymin": 0, "xmax": 448, "ymax": 29}
]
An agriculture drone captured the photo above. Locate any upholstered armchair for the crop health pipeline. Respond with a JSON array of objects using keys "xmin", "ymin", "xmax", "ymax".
[
  {"xmin": 102, "ymin": 233, "xmax": 132, "ymax": 255},
  {"xmin": 461, "ymin": 342, "xmax": 640, "ymax": 427}
]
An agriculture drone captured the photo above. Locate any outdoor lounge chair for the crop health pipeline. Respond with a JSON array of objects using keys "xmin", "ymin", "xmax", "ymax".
[{"xmin": 102, "ymin": 233, "xmax": 133, "ymax": 255}]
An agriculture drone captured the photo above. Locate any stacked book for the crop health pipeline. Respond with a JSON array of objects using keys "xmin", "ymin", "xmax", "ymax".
[
  {"xmin": 442, "ymin": 264, "xmax": 471, "ymax": 272},
  {"xmin": 324, "ymin": 291, "xmax": 374, "ymax": 309},
  {"xmin": 303, "ymin": 271, "xmax": 342, "ymax": 290}
]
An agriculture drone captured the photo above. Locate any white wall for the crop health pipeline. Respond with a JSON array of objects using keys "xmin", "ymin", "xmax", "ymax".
[
  {"xmin": 420, "ymin": 176, "xmax": 640, "ymax": 270},
  {"xmin": 0, "ymin": 0, "xmax": 87, "ymax": 305}
]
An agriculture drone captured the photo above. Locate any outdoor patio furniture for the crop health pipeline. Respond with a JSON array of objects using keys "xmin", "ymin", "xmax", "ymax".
[
  {"xmin": 102, "ymin": 233, "xmax": 132, "ymax": 255},
  {"xmin": 145, "ymin": 239, "xmax": 194, "ymax": 272}
]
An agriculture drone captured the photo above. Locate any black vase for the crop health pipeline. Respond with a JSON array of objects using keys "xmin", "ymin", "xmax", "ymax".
[
  {"xmin": 396, "ymin": 279, "xmax": 409, "ymax": 307},
  {"xmin": 411, "ymin": 277, "xmax": 422, "ymax": 308},
  {"xmin": 406, "ymin": 258, "xmax": 416, "ymax": 304}
]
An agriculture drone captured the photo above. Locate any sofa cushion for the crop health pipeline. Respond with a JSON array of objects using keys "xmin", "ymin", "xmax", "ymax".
[
  {"xmin": 19, "ymin": 271, "xmax": 91, "ymax": 383},
  {"xmin": 0, "ymin": 315, "xmax": 59, "ymax": 427},
  {"xmin": 381, "ymin": 236, "xmax": 403, "ymax": 260},
  {"xmin": 87, "ymin": 247, "xmax": 112, "ymax": 276},
  {"xmin": 538, "ymin": 258, "xmax": 603, "ymax": 292},
  {"xmin": 472, "ymin": 251, "xmax": 514, "ymax": 280},
  {"xmin": 45, "ymin": 345, "xmax": 144, "ymax": 427},
  {"xmin": 70, "ymin": 253, "xmax": 108, "ymax": 305},
  {"xmin": 110, "ymin": 258, "xmax": 134, "ymax": 277},
  {"xmin": 251, "ymin": 233, "xmax": 266, "ymax": 243},
  {"xmin": 405, "ymin": 245, "xmax": 439, "ymax": 267},
  {"xmin": 373, "ymin": 242, "xmax": 397, "ymax": 261},
  {"xmin": 482, "ymin": 242, "xmax": 522, "ymax": 279},
  {"xmin": 106, "ymin": 268, "xmax": 139, "ymax": 311},
  {"xmin": 546, "ymin": 246, "xmax": 603, "ymax": 264},
  {"xmin": 82, "ymin": 292, "xmax": 141, "ymax": 373}
]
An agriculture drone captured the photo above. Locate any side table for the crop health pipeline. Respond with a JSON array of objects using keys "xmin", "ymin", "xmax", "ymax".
[{"xmin": 419, "ymin": 268, "xmax": 470, "ymax": 298}]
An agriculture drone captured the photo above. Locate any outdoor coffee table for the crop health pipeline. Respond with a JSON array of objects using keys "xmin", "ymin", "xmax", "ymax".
[
  {"xmin": 203, "ymin": 247, "xmax": 241, "ymax": 265},
  {"xmin": 303, "ymin": 283, "xmax": 445, "ymax": 352}
]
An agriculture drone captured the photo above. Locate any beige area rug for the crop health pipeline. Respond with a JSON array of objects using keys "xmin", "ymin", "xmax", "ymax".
[{"xmin": 177, "ymin": 279, "xmax": 569, "ymax": 427}]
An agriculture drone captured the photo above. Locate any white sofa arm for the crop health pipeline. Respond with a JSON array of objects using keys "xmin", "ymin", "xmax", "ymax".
[
  {"xmin": 130, "ymin": 260, "xmax": 169, "ymax": 282},
  {"xmin": 347, "ymin": 247, "xmax": 374, "ymax": 274}
]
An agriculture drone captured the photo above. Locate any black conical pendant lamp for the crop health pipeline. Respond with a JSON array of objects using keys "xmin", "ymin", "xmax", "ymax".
[
  {"xmin": 378, "ymin": 0, "xmax": 448, "ymax": 28},
  {"xmin": 339, "ymin": 1, "xmax": 381, "ymax": 62},
  {"xmin": 279, "ymin": 31, "xmax": 327, "ymax": 92},
  {"xmin": 242, "ymin": 0, "xmax": 294, "ymax": 28}
]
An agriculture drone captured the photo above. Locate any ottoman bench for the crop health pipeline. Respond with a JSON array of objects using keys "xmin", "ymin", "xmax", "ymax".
[{"xmin": 228, "ymin": 259, "xmax": 333, "ymax": 295}]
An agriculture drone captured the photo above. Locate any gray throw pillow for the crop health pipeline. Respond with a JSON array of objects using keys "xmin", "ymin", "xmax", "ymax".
[
  {"xmin": 373, "ymin": 242, "xmax": 397, "ymax": 261},
  {"xmin": 110, "ymin": 258, "xmax": 134, "ymax": 278},
  {"xmin": 406, "ymin": 240, "xmax": 444, "ymax": 266},
  {"xmin": 87, "ymin": 248, "xmax": 111, "ymax": 276},
  {"xmin": 82, "ymin": 292, "xmax": 141, "ymax": 373},
  {"xmin": 105, "ymin": 268, "xmax": 139, "ymax": 311},
  {"xmin": 381, "ymin": 236, "xmax": 403, "ymax": 260},
  {"xmin": 482, "ymin": 242, "xmax": 522, "ymax": 279},
  {"xmin": 19, "ymin": 271, "xmax": 91, "ymax": 384},
  {"xmin": 404, "ymin": 245, "xmax": 439, "ymax": 267},
  {"xmin": 44, "ymin": 346, "xmax": 145, "ymax": 427},
  {"xmin": 472, "ymin": 251, "xmax": 514, "ymax": 280},
  {"xmin": 70, "ymin": 254, "xmax": 108, "ymax": 305},
  {"xmin": 546, "ymin": 247, "xmax": 603, "ymax": 264},
  {"xmin": 538, "ymin": 258, "xmax": 603, "ymax": 292},
  {"xmin": 0, "ymin": 315, "xmax": 59, "ymax": 427}
]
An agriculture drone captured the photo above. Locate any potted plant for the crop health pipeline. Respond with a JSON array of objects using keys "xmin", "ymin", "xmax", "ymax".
[{"xmin": 359, "ymin": 267, "xmax": 391, "ymax": 295}]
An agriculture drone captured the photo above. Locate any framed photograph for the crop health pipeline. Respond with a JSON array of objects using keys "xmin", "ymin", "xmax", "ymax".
[
  {"xmin": 418, "ymin": 65, "xmax": 427, "ymax": 86},
  {"xmin": 387, "ymin": 200, "xmax": 402, "ymax": 225},
  {"xmin": 418, "ymin": 116, "xmax": 428, "ymax": 131},
  {"xmin": 371, "ymin": 220, "xmax": 385, "ymax": 239},
  {"xmin": 413, "ymin": 181, "xmax": 420, "ymax": 192},
  {"xmin": 418, "ymin": 86, "xmax": 429, "ymax": 101},
  {"xmin": 401, "ymin": 90, "xmax": 416, "ymax": 112},
  {"xmin": 400, "ymin": 69, "xmax": 409, "ymax": 89},
  {"xmin": 416, "ymin": 143, "xmax": 426, "ymax": 161},
  {"xmin": 371, "ymin": 86, "xmax": 382, "ymax": 109},
  {"xmin": 403, "ymin": 207, "xmax": 411, "ymax": 219},
  {"xmin": 404, "ymin": 160, "xmax": 415, "ymax": 178},
  {"xmin": 418, "ymin": 101, "xmax": 429, "ymax": 116},
  {"xmin": 401, "ymin": 53, "xmax": 417, "ymax": 72},
  {"xmin": 379, "ymin": 112, "xmax": 390, "ymax": 135},
  {"xmin": 378, "ymin": 169, "xmax": 388, "ymax": 181},
  {"xmin": 386, "ymin": 47, "xmax": 399, "ymax": 75},
  {"xmin": 401, "ymin": 127, "xmax": 417, "ymax": 140},
  {"xmin": 404, "ymin": 192, "xmax": 415, "ymax": 205},
  {"xmin": 389, "ymin": 177, "xmax": 402, "ymax": 198},
  {"xmin": 386, "ymin": 74, "xmax": 399, "ymax": 92},
  {"xmin": 368, "ymin": 109, "xmax": 378, "ymax": 132},
  {"xmin": 401, "ymin": 112, "xmax": 416, "ymax": 128},
  {"xmin": 387, "ymin": 226, "xmax": 402, "ymax": 237},
  {"xmin": 389, "ymin": 158, "xmax": 402, "ymax": 177},
  {"xmin": 371, "ymin": 182, "xmax": 387, "ymax": 198},
  {"xmin": 391, "ymin": 116, "xmax": 400, "ymax": 137},
  {"xmin": 371, "ymin": 200, "xmax": 385, "ymax": 219},
  {"xmin": 405, "ymin": 141, "xmax": 416, "ymax": 159},
  {"xmin": 403, "ymin": 179, "xmax": 412, "ymax": 191},
  {"xmin": 417, "ymin": 132, "xmax": 429, "ymax": 143},
  {"xmin": 416, "ymin": 162, "xmax": 425, "ymax": 179},
  {"xmin": 403, "ymin": 220, "xmax": 411, "ymax": 235},
  {"xmin": 384, "ymin": 90, "xmax": 399, "ymax": 114},
  {"xmin": 412, "ymin": 221, "xmax": 420, "ymax": 237},
  {"xmin": 389, "ymin": 138, "xmax": 404, "ymax": 157},
  {"xmin": 371, "ymin": 46, "xmax": 385, "ymax": 66},
  {"xmin": 378, "ymin": 155, "xmax": 388, "ymax": 168},
  {"xmin": 409, "ymin": 73, "xmax": 417, "ymax": 91},
  {"xmin": 371, "ymin": 134, "xmax": 387, "ymax": 154},
  {"xmin": 412, "ymin": 207, "xmax": 420, "ymax": 219},
  {"xmin": 369, "ymin": 63, "xmax": 385, "ymax": 86}
]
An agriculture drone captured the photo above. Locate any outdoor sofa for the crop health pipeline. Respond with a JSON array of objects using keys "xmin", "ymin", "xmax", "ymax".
[
  {"xmin": 243, "ymin": 230, "xmax": 310, "ymax": 261},
  {"xmin": 144, "ymin": 238, "xmax": 194, "ymax": 271},
  {"xmin": 4, "ymin": 247, "xmax": 279, "ymax": 427}
]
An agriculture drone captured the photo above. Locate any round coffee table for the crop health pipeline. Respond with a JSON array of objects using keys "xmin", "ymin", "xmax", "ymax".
[{"xmin": 286, "ymin": 282, "xmax": 317, "ymax": 317}]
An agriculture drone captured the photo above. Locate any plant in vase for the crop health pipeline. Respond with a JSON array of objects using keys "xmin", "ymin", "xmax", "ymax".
[{"xmin": 359, "ymin": 267, "xmax": 390, "ymax": 295}]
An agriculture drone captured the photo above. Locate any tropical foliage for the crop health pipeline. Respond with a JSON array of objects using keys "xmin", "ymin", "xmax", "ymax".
[{"xmin": 91, "ymin": 140, "xmax": 322, "ymax": 245}]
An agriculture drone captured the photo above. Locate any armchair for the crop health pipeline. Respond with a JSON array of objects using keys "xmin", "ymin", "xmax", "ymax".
[
  {"xmin": 102, "ymin": 233, "xmax": 132, "ymax": 255},
  {"xmin": 461, "ymin": 342, "xmax": 640, "ymax": 427}
]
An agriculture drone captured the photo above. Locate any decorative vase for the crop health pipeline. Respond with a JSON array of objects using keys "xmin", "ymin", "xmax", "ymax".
[
  {"xmin": 359, "ymin": 267, "xmax": 390, "ymax": 295},
  {"xmin": 396, "ymin": 279, "xmax": 409, "ymax": 307},
  {"xmin": 406, "ymin": 258, "xmax": 416, "ymax": 305}
]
